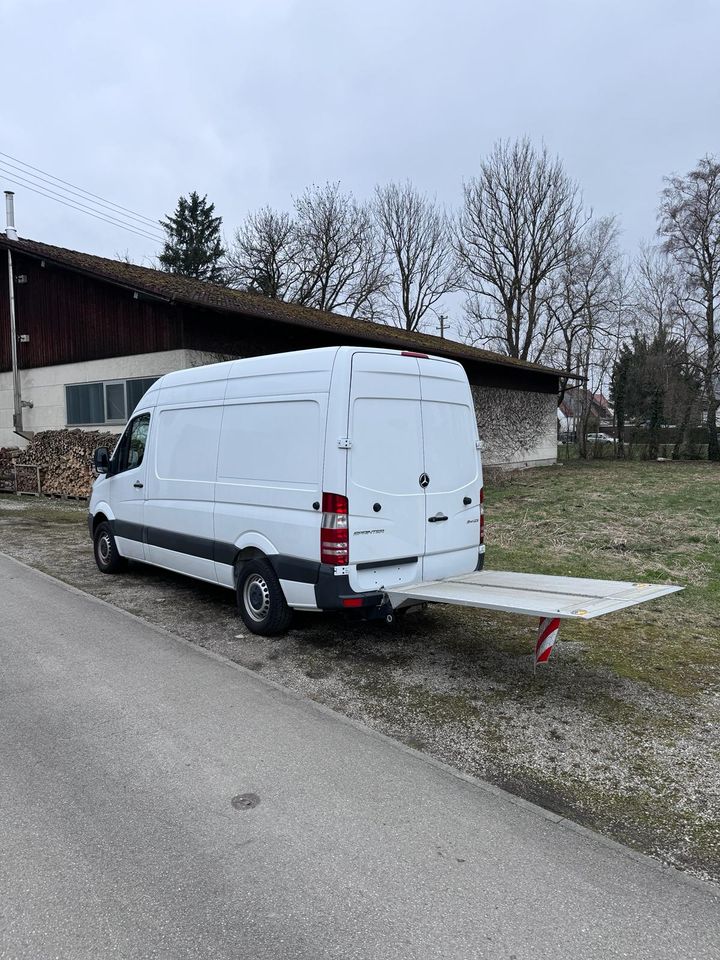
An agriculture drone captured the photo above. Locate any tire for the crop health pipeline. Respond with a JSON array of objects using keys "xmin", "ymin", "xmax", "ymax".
[
  {"xmin": 237, "ymin": 559, "xmax": 292, "ymax": 636},
  {"xmin": 93, "ymin": 520, "xmax": 128, "ymax": 574}
]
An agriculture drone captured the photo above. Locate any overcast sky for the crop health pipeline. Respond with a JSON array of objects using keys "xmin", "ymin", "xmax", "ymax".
[{"xmin": 2, "ymin": 0, "xmax": 718, "ymax": 279}]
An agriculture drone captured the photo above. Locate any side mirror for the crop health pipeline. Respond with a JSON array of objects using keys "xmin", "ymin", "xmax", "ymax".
[{"xmin": 93, "ymin": 447, "xmax": 110, "ymax": 475}]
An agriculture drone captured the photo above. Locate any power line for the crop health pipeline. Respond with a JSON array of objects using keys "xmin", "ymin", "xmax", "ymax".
[
  {"xmin": 0, "ymin": 150, "xmax": 161, "ymax": 229},
  {"xmin": 0, "ymin": 155, "xmax": 163, "ymax": 233},
  {"xmin": 0, "ymin": 168, "xmax": 165, "ymax": 243},
  {"xmin": 0, "ymin": 170, "xmax": 165, "ymax": 244},
  {"xmin": 0, "ymin": 164, "xmax": 165, "ymax": 243}
]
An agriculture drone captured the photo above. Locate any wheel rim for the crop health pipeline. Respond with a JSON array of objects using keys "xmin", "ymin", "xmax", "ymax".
[
  {"xmin": 98, "ymin": 532, "xmax": 112, "ymax": 565},
  {"xmin": 243, "ymin": 574, "xmax": 271, "ymax": 623}
]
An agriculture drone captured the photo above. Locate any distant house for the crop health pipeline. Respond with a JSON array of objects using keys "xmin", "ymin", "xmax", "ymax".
[
  {"xmin": 0, "ymin": 235, "xmax": 573, "ymax": 468},
  {"xmin": 558, "ymin": 388, "xmax": 612, "ymax": 435}
]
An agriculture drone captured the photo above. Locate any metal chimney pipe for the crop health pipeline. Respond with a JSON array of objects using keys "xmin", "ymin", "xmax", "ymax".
[
  {"xmin": 5, "ymin": 190, "xmax": 18, "ymax": 240},
  {"xmin": 4, "ymin": 191, "xmax": 32, "ymax": 438}
]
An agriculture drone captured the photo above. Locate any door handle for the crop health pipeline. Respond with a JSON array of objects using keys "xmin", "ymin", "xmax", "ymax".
[
  {"xmin": 428, "ymin": 514, "xmax": 448, "ymax": 523},
  {"xmin": 133, "ymin": 481, "xmax": 144, "ymax": 489}
]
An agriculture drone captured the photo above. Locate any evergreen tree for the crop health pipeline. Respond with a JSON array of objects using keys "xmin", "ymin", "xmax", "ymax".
[
  {"xmin": 159, "ymin": 191, "xmax": 226, "ymax": 282},
  {"xmin": 611, "ymin": 332, "xmax": 700, "ymax": 458}
]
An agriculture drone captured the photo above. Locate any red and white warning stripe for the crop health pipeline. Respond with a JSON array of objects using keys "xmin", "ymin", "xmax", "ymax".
[{"xmin": 535, "ymin": 617, "xmax": 561, "ymax": 667}]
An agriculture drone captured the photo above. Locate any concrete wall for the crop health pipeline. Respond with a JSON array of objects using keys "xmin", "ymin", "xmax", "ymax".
[
  {"xmin": 0, "ymin": 350, "xmax": 209, "ymax": 448},
  {"xmin": 472, "ymin": 385, "xmax": 557, "ymax": 469}
]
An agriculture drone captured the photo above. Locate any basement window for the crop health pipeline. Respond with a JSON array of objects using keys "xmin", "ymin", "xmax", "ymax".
[{"xmin": 65, "ymin": 376, "xmax": 158, "ymax": 427}]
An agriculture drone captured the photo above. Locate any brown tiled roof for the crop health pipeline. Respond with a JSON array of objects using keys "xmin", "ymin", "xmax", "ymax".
[{"xmin": 0, "ymin": 235, "xmax": 570, "ymax": 379}]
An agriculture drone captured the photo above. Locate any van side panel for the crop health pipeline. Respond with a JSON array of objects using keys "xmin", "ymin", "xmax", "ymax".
[
  {"xmin": 213, "ymin": 359, "xmax": 334, "ymax": 602},
  {"xmin": 144, "ymin": 368, "xmax": 228, "ymax": 582}
]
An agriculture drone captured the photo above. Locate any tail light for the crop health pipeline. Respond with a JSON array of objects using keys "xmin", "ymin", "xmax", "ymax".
[
  {"xmin": 479, "ymin": 486, "xmax": 485, "ymax": 546},
  {"xmin": 321, "ymin": 492, "xmax": 349, "ymax": 565}
]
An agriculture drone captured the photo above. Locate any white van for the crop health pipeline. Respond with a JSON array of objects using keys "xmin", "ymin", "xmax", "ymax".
[{"xmin": 89, "ymin": 347, "xmax": 485, "ymax": 634}]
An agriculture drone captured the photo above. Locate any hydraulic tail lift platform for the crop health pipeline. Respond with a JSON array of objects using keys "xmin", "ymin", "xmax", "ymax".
[{"xmin": 388, "ymin": 571, "xmax": 683, "ymax": 666}]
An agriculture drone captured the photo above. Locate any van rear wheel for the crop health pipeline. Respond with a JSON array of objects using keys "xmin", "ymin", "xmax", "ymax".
[{"xmin": 237, "ymin": 559, "xmax": 292, "ymax": 636}]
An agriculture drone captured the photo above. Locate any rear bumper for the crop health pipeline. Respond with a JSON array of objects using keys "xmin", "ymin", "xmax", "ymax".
[
  {"xmin": 315, "ymin": 565, "xmax": 385, "ymax": 613},
  {"xmin": 268, "ymin": 552, "xmax": 487, "ymax": 612},
  {"xmin": 266, "ymin": 555, "xmax": 385, "ymax": 613}
]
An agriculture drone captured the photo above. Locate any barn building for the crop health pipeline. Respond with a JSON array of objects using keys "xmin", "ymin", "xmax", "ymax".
[{"xmin": 0, "ymin": 235, "xmax": 563, "ymax": 468}]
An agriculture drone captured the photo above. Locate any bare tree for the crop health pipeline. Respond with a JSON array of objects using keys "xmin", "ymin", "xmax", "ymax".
[
  {"xmin": 456, "ymin": 138, "xmax": 586, "ymax": 362},
  {"xmin": 226, "ymin": 184, "xmax": 388, "ymax": 319},
  {"xmin": 551, "ymin": 217, "xmax": 622, "ymax": 390},
  {"xmin": 548, "ymin": 217, "xmax": 625, "ymax": 457},
  {"xmin": 374, "ymin": 181, "xmax": 458, "ymax": 331},
  {"xmin": 659, "ymin": 156, "xmax": 720, "ymax": 461},
  {"xmin": 292, "ymin": 182, "xmax": 388, "ymax": 318},
  {"xmin": 632, "ymin": 242, "xmax": 681, "ymax": 338},
  {"xmin": 226, "ymin": 207, "xmax": 298, "ymax": 299}
]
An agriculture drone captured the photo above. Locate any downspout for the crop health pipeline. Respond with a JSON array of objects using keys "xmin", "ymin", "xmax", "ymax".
[{"xmin": 5, "ymin": 191, "xmax": 33, "ymax": 440}]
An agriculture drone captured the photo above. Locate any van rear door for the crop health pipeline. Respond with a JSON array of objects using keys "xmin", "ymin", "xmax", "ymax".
[
  {"xmin": 346, "ymin": 352, "xmax": 425, "ymax": 591},
  {"xmin": 419, "ymin": 358, "xmax": 481, "ymax": 582}
]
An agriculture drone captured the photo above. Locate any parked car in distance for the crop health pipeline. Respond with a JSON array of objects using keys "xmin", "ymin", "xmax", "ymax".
[{"xmin": 585, "ymin": 432, "xmax": 615, "ymax": 444}]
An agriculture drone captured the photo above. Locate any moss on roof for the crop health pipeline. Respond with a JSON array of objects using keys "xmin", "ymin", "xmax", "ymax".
[{"xmin": 1, "ymin": 236, "xmax": 570, "ymax": 379}]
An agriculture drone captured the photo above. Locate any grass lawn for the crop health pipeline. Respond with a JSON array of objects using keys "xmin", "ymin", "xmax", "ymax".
[{"xmin": 486, "ymin": 460, "xmax": 720, "ymax": 697}]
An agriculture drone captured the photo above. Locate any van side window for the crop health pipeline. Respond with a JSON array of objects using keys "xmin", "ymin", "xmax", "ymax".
[{"xmin": 113, "ymin": 413, "xmax": 150, "ymax": 474}]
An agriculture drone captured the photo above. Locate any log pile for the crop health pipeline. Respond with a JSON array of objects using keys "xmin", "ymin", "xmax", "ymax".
[
  {"xmin": 0, "ymin": 447, "xmax": 20, "ymax": 492},
  {"xmin": 13, "ymin": 429, "xmax": 119, "ymax": 498},
  {"xmin": 0, "ymin": 447, "xmax": 21, "ymax": 470}
]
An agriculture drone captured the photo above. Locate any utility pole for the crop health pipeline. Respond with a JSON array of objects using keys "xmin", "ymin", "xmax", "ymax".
[{"xmin": 436, "ymin": 314, "xmax": 446, "ymax": 338}]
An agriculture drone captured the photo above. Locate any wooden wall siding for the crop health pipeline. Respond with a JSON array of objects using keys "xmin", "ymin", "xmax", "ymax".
[
  {"xmin": 0, "ymin": 251, "xmax": 559, "ymax": 396},
  {"xmin": 181, "ymin": 311, "xmax": 559, "ymax": 395},
  {"xmin": 0, "ymin": 252, "xmax": 182, "ymax": 370}
]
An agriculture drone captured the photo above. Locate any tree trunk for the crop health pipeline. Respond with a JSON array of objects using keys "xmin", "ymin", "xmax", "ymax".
[
  {"xmin": 615, "ymin": 407, "xmax": 625, "ymax": 460},
  {"xmin": 648, "ymin": 389, "xmax": 663, "ymax": 460},
  {"xmin": 672, "ymin": 398, "xmax": 694, "ymax": 460},
  {"xmin": 707, "ymin": 388, "xmax": 720, "ymax": 461},
  {"xmin": 704, "ymin": 299, "xmax": 719, "ymax": 461}
]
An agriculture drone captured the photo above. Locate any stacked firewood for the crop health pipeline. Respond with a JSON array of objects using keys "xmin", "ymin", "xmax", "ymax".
[
  {"xmin": 0, "ymin": 447, "xmax": 21, "ymax": 467},
  {"xmin": 13, "ymin": 430, "xmax": 119, "ymax": 498},
  {"xmin": 0, "ymin": 447, "xmax": 20, "ymax": 492}
]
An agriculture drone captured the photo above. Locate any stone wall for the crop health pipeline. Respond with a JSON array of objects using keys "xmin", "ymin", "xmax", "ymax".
[{"xmin": 471, "ymin": 385, "xmax": 557, "ymax": 469}]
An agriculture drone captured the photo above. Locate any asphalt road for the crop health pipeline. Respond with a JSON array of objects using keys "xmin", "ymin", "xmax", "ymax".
[{"xmin": 1, "ymin": 551, "xmax": 717, "ymax": 960}]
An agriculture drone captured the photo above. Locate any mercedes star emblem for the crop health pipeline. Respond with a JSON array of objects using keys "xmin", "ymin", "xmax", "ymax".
[{"xmin": 419, "ymin": 473, "xmax": 430, "ymax": 488}]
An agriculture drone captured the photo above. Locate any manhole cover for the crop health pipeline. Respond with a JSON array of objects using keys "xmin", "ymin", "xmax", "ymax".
[{"xmin": 231, "ymin": 792, "xmax": 260, "ymax": 810}]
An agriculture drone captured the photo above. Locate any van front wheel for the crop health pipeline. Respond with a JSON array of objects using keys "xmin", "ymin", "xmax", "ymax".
[
  {"xmin": 237, "ymin": 560, "xmax": 292, "ymax": 636},
  {"xmin": 93, "ymin": 521, "xmax": 127, "ymax": 574}
]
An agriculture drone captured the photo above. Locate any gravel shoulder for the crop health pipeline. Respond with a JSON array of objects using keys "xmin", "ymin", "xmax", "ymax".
[{"xmin": 1, "ymin": 460, "xmax": 718, "ymax": 882}]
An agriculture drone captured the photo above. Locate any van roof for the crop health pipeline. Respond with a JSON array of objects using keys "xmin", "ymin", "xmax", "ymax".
[{"xmin": 150, "ymin": 346, "xmax": 459, "ymax": 392}]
